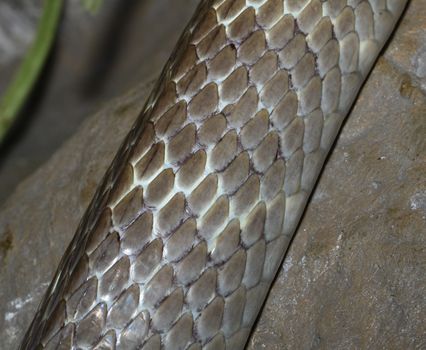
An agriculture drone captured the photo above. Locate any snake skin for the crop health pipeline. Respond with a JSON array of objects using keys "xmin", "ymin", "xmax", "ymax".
[{"xmin": 20, "ymin": 0, "xmax": 407, "ymax": 349}]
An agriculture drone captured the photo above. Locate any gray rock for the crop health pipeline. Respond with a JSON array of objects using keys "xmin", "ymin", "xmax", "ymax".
[
  {"xmin": 247, "ymin": 1, "xmax": 426, "ymax": 348},
  {"xmin": 0, "ymin": 1, "xmax": 424, "ymax": 349},
  {"xmin": 0, "ymin": 0, "xmax": 200, "ymax": 204}
]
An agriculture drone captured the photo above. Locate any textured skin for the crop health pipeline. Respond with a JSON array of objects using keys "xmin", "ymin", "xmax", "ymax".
[{"xmin": 20, "ymin": 0, "xmax": 407, "ymax": 349}]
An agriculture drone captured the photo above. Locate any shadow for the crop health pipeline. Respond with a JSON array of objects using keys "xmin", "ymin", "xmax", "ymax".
[
  {"xmin": 380, "ymin": 2, "xmax": 410, "ymax": 55},
  {"xmin": 80, "ymin": 0, "xmax": 143, "ymax": 98}
]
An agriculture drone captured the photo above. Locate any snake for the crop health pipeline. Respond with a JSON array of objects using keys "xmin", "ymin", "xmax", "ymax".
[{"xmin": 19, "ymin": 0, "xmax": 408, "ymax": 349}]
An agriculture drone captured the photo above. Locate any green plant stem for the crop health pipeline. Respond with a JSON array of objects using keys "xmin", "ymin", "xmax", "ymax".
[
  {"xmin": 81, "ymin": 0, "xmax": 103, "ymax": 14},
  {"xmin": 0, "ymin": 0, "xmax": 64, "ymax": 143}
]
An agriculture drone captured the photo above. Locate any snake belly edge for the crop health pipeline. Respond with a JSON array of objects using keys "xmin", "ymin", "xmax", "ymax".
[{"xmin": 20, "ymin": 0, "xmax": 407, "ymax": 349}]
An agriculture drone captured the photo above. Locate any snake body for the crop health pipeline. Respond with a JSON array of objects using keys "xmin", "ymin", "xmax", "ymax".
[{"xmin": 20, "ymin": 0, "xmax": 407, "ymax": 349}]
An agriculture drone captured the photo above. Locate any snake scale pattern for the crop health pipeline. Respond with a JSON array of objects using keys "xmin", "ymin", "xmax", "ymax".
[{"xmin": 20, "ymin": 0, "xmax": 407, "ymax": 349}]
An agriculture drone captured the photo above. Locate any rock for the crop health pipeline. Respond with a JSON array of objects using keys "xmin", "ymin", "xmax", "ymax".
[
  {"xmin": 0, "ymin": 84, "xmax": 153, "ymax": 349},
  {"xmin": 0, "ymin": 0, "xmax": 200, "ymax": 204},
  {"xmin": 247, "ymin": 1, "xmax": 426, "ymax": 349},
  {"xmin": 0, "ymin": 1, "xmax": 425, "ymax": 349}
]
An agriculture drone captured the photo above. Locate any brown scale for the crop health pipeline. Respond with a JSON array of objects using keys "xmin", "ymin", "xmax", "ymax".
[{"xmin": 20, "ymin": 1, "xmax": 407, "ymax": 349}]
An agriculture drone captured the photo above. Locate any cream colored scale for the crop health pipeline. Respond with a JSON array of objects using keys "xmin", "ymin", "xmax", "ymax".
[{"xmin": 20, "ymin": 0, "xmax": 408, "ymax": 349}]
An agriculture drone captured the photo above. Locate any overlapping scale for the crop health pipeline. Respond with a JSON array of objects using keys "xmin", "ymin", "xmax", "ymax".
[{"xmin": 20, "ymin": 0, "xmax": 407, "ymax": 349}]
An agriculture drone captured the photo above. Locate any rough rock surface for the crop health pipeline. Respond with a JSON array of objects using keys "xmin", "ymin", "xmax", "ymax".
[{"xmin": 0, "ymin": 1, "xmax": 424, "ymax": 349}]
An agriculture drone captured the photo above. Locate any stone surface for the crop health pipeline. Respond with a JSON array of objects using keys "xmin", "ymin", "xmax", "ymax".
[
  {"xmin": 0, "ymin": 1, "xmax": 424, "ymax": 350},
  {"xmin": 0, "ymin": 0, "xmax": 200, "ymax": 204},
  {"xmin": 246, "ymin": 1, "xmax": 426, "ymax": 349}
]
